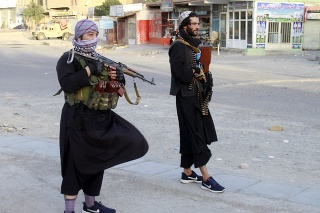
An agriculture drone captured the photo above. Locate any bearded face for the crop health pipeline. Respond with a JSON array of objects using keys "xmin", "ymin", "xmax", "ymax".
[{"xmin": 186, "ymin": 17, "xmax": 199, "ymax": 37}]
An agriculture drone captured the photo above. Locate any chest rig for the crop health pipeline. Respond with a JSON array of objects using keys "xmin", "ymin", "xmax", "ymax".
[{"xmin": 65, "ymin": 55, "xmax": 122, "ymax": 110}]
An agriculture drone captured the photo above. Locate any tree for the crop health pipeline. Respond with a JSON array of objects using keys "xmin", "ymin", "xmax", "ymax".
[
  {"xmin": 22, "ymin": 1, "xmax": 45, "ymax": 29},
  {"xmin": 95, "ymin": 0, "xmax": 122, "ymax": 16}
]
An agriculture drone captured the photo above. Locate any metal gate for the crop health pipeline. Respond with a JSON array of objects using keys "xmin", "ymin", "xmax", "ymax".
[{"xmin": 267, "ymin": 22, "xmax": 292, "ymax": 49}]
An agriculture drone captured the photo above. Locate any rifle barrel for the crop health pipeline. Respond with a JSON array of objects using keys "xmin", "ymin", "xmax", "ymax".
[
  {"xmin": 73, "ymin": 52, "xmax": 156, "ymax": 85},
  {"xmin": 98, "ymin": 54, "xmax": 156, "ymax": 85}
]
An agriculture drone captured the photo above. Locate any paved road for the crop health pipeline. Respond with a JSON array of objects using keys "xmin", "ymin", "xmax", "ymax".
[{"xmin": 1, "ymin": 30, "xmax": 320, "ymax": 212}]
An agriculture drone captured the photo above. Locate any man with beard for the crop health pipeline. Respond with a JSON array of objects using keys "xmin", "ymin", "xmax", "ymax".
[
  {"xmin": 168, "ymin": 11, "xmax": 225, "ymax": 193},
  {"xmin": 56, "ymin": 19, "xmax": 149, "ymax": 213}
]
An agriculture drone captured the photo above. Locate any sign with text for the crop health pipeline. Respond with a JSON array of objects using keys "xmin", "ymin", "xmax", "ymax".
[
  {"xmin": 110, "ymin": 5, "xmax": 123, "ymax": 17},
  {"xmin": 99, "ymin": 19, "xmax": 114, "ymax": 30},
  {"xmin": 161, "ymin": 0, "xmax": 173, "ymax": 12},
  {"xmin": 256, "ymin": 3, "xmax": 304, "ymax": 21}
]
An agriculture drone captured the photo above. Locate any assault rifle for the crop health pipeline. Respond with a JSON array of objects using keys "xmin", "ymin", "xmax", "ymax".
[
  {"xmin": 69, "ymin": 50, "xmax": 156, "ymax": 85},
  {"xmin": 66, "ymin": 49, "xmax": 155, "ymax": 105}
]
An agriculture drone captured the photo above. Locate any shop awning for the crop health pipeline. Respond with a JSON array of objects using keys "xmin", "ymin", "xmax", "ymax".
[
  {"xmin": 146, "ymin": 2, "xmax": 161, "ymax": 7},
  {"xmin": 204, "ymin": 0, "xmax": 229, "ymax": 4},
  {"xmin": 305, "ymin": 6, "xmax": 320, "ymax": 13},
  {"xmin": 148, "ymin": 0, "xmax": 228, "ymax": 7},
  {"xmin": 118, "ymin": 12, "xmax": 136, "ymax": 19},
  {"xmin": 305, "ymin": 6, "xmax": 320, "ymax": 20},
  {"xmin": 173, "ymin": 0, "xmax": 229, "ymax": 6},
  {"xmin": 185, "ymin": 0, "xmax": 229, "ymax": 5},
  {"xmin": 173, "ymin": 0, "xmax": 198, "ymax": 5}
]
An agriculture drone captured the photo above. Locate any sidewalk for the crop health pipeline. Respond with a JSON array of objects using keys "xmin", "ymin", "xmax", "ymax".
[
  {"xmin": 1, "ymin": 30, "xmax": 320, "ymax": 212},
  {"xmin": 1, "ymin": 134, "xmax": 320, "ymax": 213}
]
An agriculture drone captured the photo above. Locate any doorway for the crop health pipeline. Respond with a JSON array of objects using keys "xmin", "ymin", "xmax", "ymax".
[{"xmin": 228, "ymin": 10, "xmax": 253, "ymax": 49}]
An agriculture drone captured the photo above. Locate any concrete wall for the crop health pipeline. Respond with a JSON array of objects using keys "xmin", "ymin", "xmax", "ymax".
[
  {"xmin": 303, "ymin": 21, "xmax": 320, "ymax": 50},
  {"xmin": 136, "ymin": 10, "xmax": 151, "ymax": 44}
]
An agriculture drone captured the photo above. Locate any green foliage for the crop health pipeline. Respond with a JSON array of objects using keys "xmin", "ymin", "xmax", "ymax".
[
  {"xmin": 22, "ymin": 1, "xmax": 45, "ymax": 28},
  {"xmin": 95, "ymin": 0, "xmax": 122, "ymax": 16}
]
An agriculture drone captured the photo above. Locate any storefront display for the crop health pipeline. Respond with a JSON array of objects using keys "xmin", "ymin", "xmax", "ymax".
[
  {"xmin": 196, "ymin": 10, "xmax": 211, "ymax": 42},
  {"xmin": 255, "ymin": 2, "xmax": 304, "ymax": 49}
]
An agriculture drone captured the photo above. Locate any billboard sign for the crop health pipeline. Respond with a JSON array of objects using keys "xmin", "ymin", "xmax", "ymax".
[{"xmin": 161, "ymin": 0, "xmax": 173, "ymax": 12}]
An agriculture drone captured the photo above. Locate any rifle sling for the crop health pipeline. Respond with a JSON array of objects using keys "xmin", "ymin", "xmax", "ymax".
[
  {"xmin": 53, "ymin": 88, "xmax": 63, "ymax": 96},
  {"xmin": 122, "ymin": 83, "xmax": 141, "ymax": 105},
  {"xmin": 175, "ymin": 39, "xmax": 200, "ymax": 53}
]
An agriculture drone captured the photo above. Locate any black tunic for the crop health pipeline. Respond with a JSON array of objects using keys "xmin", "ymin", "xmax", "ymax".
[
  {"xmin": 56, "ymin": 52, "xmax": 148, "ymax": 175},
  {"xmin": 169, "ymin": 41, "xmax": 217, "ymax": 167}
]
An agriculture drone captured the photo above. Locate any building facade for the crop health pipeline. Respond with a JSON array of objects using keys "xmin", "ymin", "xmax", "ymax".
[
  {"xmin": 2, "ymin": 0, "xmax": 319, "ymax": 51},
  {"xmin": 0, "ymin": 0, "xmax": 29, "ymax": 28},
  {"xmin": 145, "ymin": 0, "xmax": 320, "ymax": 51}
]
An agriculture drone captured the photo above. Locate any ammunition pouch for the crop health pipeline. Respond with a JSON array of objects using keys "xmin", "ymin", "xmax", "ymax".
[{"xmin": 64, "ymin": 53, "xmax": 122, "ymax": 110}]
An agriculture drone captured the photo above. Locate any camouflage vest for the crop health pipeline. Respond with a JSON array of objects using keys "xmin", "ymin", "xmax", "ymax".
[{"xmin": 65, "ymin": 55, "xmax": 121, "ymax": 110}]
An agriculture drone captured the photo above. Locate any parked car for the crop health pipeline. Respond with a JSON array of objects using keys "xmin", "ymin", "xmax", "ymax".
[{"xmin": 32, "ymin": 19, "xmax": 71, "ymax": 40}]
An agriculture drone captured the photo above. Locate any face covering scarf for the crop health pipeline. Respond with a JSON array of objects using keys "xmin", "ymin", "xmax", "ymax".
[
  {"xmin": 67, "ymin": 19, "xmax": 99, "ymax": 63},
  {"xmin": 72, "ymin": 37, "xmax": 99, "ymax": 57}
]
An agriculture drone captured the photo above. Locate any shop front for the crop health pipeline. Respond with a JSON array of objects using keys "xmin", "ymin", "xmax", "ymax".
[
  {"xmin": 222, "ymin": 2, "xmax": 254, "ymax": 49},
  {"xmin": 254, "ymin": 2, "xmax": 304, "ymax": 50},
  {"xmin": 121, "ymin": 0, "xmax": 318, "ymax": 51},
  {"xmin": 303, "ymin": 5, "xmax": 320, "ymax": 50},
  {"xmin": 149, "ymin": 11, "xmax": 174, "ymax": 45},
  {"xmin": 147, "ymin": 1, "xmax": 213, "ymax": 46},
  {"xmin": 220, "ymin": 1, "xmax": 305, "ymax": 52}
]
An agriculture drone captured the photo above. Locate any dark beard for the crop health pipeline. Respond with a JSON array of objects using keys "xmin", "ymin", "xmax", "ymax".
[
  {"xmin": 186, "ymin": 27, "xmax": 197, "ymax": 37},
  {"xmin": 179, "ymin": 28, "xmax": 201, "ymax": 47}
]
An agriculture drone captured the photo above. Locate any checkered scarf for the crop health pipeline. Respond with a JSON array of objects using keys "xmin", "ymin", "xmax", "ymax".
[{"xmin": 72, "ymin": 19, "xmax": 99, "ymax": 55}]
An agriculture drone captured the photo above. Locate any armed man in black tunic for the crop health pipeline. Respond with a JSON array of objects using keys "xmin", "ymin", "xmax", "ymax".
[
  {"xmin": 56, "ymin": 19, "xmax": 148, "ymax": 213},
  {"xmin": 169, "ymin": 11, "xmax": 225, "ymax": 193}
]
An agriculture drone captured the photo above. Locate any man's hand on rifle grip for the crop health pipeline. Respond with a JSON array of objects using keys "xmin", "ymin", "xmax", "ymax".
[
  {"xmin": 105, "ymin": 65, "xmax": 124, "ymax": 83},
  {"xmin": 105, "ymin": 64, "xmax": 117, "ymax": 80}
]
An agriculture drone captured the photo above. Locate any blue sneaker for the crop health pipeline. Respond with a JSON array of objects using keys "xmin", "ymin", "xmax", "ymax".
[
  {"xmin": 180, "ymin": 170, "xmax": 203, "ymax": 184},
  {"xmin": 201, "ymin": 176, "xmax": 225, "ymax": 193},
  {"xmin": 82, "ymin": 201, "xmax": 116, "ymax": 213}
]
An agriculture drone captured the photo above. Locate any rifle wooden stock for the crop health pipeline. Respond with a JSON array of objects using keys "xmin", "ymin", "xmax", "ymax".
[
  {"xmin": 199, "ymin": 45, "xmax": 212, "ymax": 73},
  {"xmin": 121, "ymin": 67, "xmax": 143, "ymax": 79}
]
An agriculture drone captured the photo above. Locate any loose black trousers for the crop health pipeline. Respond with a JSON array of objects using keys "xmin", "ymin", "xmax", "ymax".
[{"xmin": 176, "ymin": 92, "xmax": 217, "ymax": 168}]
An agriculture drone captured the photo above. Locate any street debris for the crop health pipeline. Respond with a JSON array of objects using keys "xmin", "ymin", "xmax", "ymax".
[{"xmin": 269, "ymin": 126, "xmax": 285, "ymax": 131}]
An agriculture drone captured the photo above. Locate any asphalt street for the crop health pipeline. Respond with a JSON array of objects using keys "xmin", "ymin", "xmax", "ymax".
[{"xmin": 0, "ymin": 29, "xmax": 320, "ymax": 213}]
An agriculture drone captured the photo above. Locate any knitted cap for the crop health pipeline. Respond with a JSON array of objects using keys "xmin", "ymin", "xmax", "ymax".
[
  {"xmin": 74, "ymin": 19, "xmax": 99, "ymax": 40},
  {"xmin": 178, "ymin": 11, "xmax": 192, "ymax": 26}
]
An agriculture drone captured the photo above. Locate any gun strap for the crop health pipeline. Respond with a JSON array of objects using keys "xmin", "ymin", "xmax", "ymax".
[
  {"xmin": 175, "ymin": 39, "xmax": 200, "ymax": 53},
  {"xmin": 53, "ymin": 88, "xmax": 63, "ymax": 96},
  {"xmin": 122, "ymin": 83, "xmax": 141, "ymax": 105}
]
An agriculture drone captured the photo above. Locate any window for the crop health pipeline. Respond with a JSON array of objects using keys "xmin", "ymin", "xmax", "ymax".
[{"xmin": 161, "ymin": 12, "xmax": 174, "ymax": 38}]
